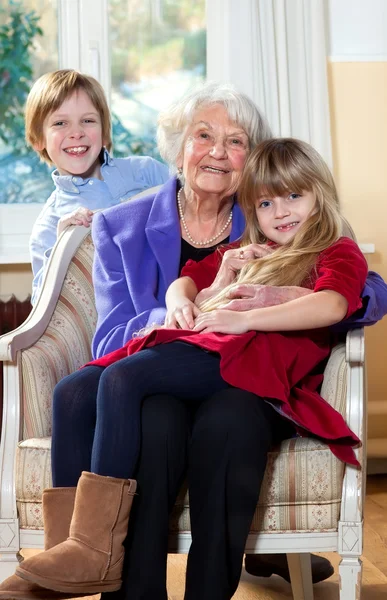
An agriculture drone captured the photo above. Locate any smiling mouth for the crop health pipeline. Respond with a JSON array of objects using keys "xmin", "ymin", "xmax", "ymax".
[
  {"xmin": 64, "ymin": 146, "xmax": 89, "ymax": 155},
  {"xmin": 201, "ymin": 166, "xmax": 230, "ymax": 174},
  {"xmin": 276, "ymin": 221, "xmax": 299, "ymax": 231}
]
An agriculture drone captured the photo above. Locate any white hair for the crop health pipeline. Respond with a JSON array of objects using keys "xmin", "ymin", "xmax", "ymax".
[{"xmin": 157, "ymin": 81, "xmax": 272, "ymax": 170}]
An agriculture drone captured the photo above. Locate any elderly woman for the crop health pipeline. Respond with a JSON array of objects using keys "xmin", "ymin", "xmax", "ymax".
[{"xmin": 3, "ymin": 83, "xmax": 386, "ymax": 600}]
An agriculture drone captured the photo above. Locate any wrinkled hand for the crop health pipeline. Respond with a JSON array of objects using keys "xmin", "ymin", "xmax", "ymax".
[
  {"xmin": 165, "ymin": 300, "xmax": 202, "ymax": 330},
  {"xmin": 220, "ymin": 283, "xmax": 313, "ymax": 312},
  {"xmin": 213, "ymin": 243, "xmax": 273, "ymax": 288},
  {"xmin": 195, "ymin": 244, "xmax": 274, "ymax": 308},
  {"xmin": 193, "ymin": 309, "xmax": 249, "ymax": 335},
  {"xmin": 57, "ymin": 207, "xmax": 94, "ymax": 236}
]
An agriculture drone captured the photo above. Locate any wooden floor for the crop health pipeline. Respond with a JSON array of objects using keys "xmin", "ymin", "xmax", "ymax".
[{"xmin": 24, "ymin": 474, "xmax": 387, "ymax": 600}]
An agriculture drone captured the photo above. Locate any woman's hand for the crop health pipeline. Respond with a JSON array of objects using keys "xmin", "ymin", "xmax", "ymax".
[
  {"xmin": 193, "ymin": 309, "xmax": 249, "ymax": 335},
  {"xmin": 57, "ymin": 207, "xmax": 94, "ymax": 236},
  {"xmin": 211, "ymin": 243, "xmax": 273, "ymax": 289},
  {"xmin": 165, "ymin": 300, "xmax": 202, "ymax": 330},
  {"xmin": 219, "ymin": 284, "xmax": 314, "ymax": 311},
  {"xmin": 195, "ymin": 244, "xmax": 273, "ymax": 308}
]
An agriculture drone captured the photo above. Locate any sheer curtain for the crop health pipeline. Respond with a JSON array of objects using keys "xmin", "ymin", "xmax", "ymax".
[{"xmin": 207, "ymin": 0, "xmax": 332, "ymax": 166}]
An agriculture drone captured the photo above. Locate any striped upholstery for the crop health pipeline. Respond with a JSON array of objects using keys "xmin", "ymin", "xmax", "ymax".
[
  {"xmin": 20, "ymin": 234, "xmax": 96, "ymax": 439},
  {"xmin": 15, "ymin": 232, "xmax": 346, "ymax": 533}
]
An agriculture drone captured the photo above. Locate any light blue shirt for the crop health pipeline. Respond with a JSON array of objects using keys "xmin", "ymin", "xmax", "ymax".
[{"xmin": 29, "ymin": 150, "xmax": 170, "ymax": 304}]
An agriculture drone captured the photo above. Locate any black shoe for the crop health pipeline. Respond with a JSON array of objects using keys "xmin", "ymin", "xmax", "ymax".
[{"xmin": 244, "ymin": 553, "xmax": 334, "ymax": 584}]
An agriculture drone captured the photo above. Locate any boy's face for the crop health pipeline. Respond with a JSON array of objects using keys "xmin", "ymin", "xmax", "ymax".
[{"xmin": 36, "ymin": 89, "xmax": 105, "ymax": 179}]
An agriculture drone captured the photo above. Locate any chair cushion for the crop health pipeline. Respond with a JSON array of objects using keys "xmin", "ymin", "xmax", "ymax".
[{"xmin": 16, "ymin": 436, "xmax": 344, "ymax": 532}]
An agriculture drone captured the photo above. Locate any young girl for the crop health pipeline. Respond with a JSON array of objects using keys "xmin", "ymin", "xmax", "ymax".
[{"xmin": 15, "ymin": 138, "xmax": 368, "ymax": 595}]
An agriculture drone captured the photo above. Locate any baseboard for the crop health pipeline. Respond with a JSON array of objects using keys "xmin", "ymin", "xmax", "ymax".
[{"xmin": 367, "ymin": 457, "xmax": 387, "ymax": 475}]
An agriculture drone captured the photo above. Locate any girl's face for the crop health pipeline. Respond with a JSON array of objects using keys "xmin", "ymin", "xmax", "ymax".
[
  {"xmin": 36, "ymin": 89, "xmax": 105, "ymax": 179},
  {"xmin": 178, "ymin": 104, "xmax": 250, "ymax": 200},
  {"xmin": 255, "ymin": 189, "xmax": 317, "ymax": 245}
]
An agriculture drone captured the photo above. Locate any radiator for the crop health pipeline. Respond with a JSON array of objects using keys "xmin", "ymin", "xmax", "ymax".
[{"xmin": 0, "ymin": 295, "xmax": 32, "ymax": 433}]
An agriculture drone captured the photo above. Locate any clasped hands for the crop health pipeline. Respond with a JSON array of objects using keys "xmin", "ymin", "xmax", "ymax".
[
  {"xmin": 164, "ymin": 285, "xmax": 291, "ymax": 335},
  {"xmin": 165, "ymin": 244, "xmax": 313, "ymax": 334}
]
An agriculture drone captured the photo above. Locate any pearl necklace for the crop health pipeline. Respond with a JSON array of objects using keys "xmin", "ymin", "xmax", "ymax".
[{"xmin": 177, "ymin": 188, "xmax": 233, "ymax": 247}]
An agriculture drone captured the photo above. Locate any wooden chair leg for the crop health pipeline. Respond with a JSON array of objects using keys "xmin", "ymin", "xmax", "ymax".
[
  {"xmin": 287, "ymin": 553, "xmax": 314, "ymax": 600},
  {"xmin": 339, "ymin": 556, "xmax": 362, "ymax": 600}
]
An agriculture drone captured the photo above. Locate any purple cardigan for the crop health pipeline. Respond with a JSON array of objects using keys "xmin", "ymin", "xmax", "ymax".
[
  {"xmin": 91, "ymin": 177, "xmax": 245, "ymax": 358},
  {"xmin": 92, "ymin": 177, "xmax": 387, "ymax": 359}
]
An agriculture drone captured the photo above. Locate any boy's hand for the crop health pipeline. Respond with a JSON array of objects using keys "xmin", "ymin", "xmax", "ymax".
[{"xmin": 57, "ymin": 207, "xmax": 94, "ymax": 235}]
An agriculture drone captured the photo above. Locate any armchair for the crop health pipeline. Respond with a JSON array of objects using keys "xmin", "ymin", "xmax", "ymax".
[{"xmin": 0, "ymin": 225, "xmax": 367, "ymax": 600}]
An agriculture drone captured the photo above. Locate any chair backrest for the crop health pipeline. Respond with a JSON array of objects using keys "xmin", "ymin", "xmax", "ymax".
[
  {"xmin": 19, "ymin": 186, "xmax": 164, "ymax": 439},
  {"xmin": 21, "ymin": 232, "xmax": 96, "ymax": 438}
]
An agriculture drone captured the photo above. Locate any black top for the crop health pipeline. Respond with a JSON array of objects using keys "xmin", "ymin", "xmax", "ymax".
[{"xmin": 179, "ymin": 236, "xmax": 230, "ymax": 273}]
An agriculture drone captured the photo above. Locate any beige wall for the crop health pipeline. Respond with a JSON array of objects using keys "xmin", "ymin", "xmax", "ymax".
[
  {"xmin": 328, "ymin": 62, "xmax": 387, "ymax": 449},
  {"xmin": 0, "ymin": 265, "xmax": 32, "ymax": 300}
]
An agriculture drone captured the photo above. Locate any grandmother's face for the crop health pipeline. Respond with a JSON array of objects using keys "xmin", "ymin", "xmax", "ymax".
[{"xmin": 178, "ymin": 104, "xmax": 249, "ymax": 199}]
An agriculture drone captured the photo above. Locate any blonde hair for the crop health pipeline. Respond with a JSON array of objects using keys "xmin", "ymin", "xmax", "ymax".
[
  {"xmin": 157, "ymin": 81, "xmax": 272, "ymax": 170},
  {"xmin": 25, "ymin": 69, "xmax": 112, "ymax": 164},
  {"xmin": 200, "ymin": 138, "xmax": 343, "ymax": 311}
]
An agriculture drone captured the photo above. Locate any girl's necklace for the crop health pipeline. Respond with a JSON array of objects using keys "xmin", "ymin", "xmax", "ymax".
[{"xmin": 177, "ymin": 188, "xmax": 232, "ymax": 247}]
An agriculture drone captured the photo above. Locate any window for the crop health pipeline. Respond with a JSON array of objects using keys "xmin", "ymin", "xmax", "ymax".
[
  {"xmin": 109, "ymin": 0, "xmax": 206, "ymax": 159},
  {"xmin": 0, "ymin": 0, "xmax": 207, "ymax": 262},
  {"xmin": 0, "ymin": 0, "xmax": 58, "ymax": 205},
  {"xmin": 0, "ymin": 0, "xmax": 58, "ymax": 262}
]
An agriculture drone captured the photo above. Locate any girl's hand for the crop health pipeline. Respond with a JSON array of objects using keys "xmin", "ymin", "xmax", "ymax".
[
  {"xmin": 165, "ymin": 300, "xmax": 202, "ymax": 330},
  {"xmin": 211, "ymin": 243, "xmax": 273, "ymax": 289},
  {"xmin": 193, "ymin": 309, "xmax": 250, "ymax": 335},
  {"xmin": 57, "ymin": 207, "xmax": 94, "ymax": 235}
]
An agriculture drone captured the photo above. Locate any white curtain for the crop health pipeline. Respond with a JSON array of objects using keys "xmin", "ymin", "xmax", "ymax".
[{"xmin": 207, "ymin": 0, "xmax": 332, "ymax": 166}]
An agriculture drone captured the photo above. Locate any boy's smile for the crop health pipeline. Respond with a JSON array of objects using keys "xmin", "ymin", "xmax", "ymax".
[
  {"xmin": 36, "ymin": 89, "xmax": 105, "ymax": 180},
  {"xmin": 255, "ymin": 190, "xmax": 317, "ymax": 245}
]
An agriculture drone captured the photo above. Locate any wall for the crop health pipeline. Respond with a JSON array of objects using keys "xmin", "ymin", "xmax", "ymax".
[
  {"xmin": 0, "ymin": 204, "xmax": 36, "ymax": 299},
  {"xmin": 327, "ymin": 0, "xmax": 387, "ymax": 466},
  {"xmin": 0, "ymin": 265, "xmax": 32, "ymax": 301}
]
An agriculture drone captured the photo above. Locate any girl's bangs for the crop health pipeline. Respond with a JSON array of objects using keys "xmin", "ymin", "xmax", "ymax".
[{"xmin": 254, "ymin": 159, "xmax": 314, "ymax": 198}]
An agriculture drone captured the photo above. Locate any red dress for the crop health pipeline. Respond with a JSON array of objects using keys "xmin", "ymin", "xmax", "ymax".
[{"xmin": 88, "ymin": 237, "xmax": 368, "ymax": 466}]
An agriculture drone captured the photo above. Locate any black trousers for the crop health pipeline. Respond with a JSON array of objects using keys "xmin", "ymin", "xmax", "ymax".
[
  {"xmin": 52, "ymin": 342, "xmax": 292, "ymax": 599},
  {"xmin": 101, "ymin": 389, "xmax": 292, "ymax": 600},
  {"xmin": 52, "ymin": 343, "xmax": 230, "ymax": 483}
]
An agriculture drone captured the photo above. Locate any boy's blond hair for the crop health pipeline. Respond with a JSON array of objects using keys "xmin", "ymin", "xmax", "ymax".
[{"xmin": 25, "ymin": 69, "xmax": 112, "ymax": 164}]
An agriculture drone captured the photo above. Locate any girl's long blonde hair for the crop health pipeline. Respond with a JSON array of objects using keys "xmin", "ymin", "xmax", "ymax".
[{"xmin": 200, "ymin": 138, "xmax": 343, "ymax": 312}]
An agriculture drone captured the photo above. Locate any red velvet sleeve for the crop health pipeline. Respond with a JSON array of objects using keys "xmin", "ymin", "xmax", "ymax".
[
  {"xmin": 180, "ymin": 243, "xmax": 238, "ymax": 292},
  {"xmin": 180, "ymin": 250, "xmax": 222, "ymax": 291},
  {"xmin": 313, "ymin": 237, "xmax": 368, "ymax": 318}
]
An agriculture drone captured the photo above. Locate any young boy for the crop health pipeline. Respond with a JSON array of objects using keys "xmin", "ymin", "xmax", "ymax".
[{"xmin": 26, "ymin": 69, "xmax": 169, "ymax": 304}]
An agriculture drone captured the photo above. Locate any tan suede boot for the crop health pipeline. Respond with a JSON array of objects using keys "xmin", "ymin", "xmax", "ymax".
[
  {"xmin": 15, "ymin": 472, "xmax": 137, "ymax": 595},
  {"xmin": 0, "ymin": 487, "xmax": 86, "ymax": 600}
]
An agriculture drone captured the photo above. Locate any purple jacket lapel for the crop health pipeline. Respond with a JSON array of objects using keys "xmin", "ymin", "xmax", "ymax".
[
  {"xmin": 145, "ymin": 177, "xmax": 181, "ymax": 290},
  {"xmin": 145, "ymin": 176, "xmax": 246, "ymax": 291}
]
